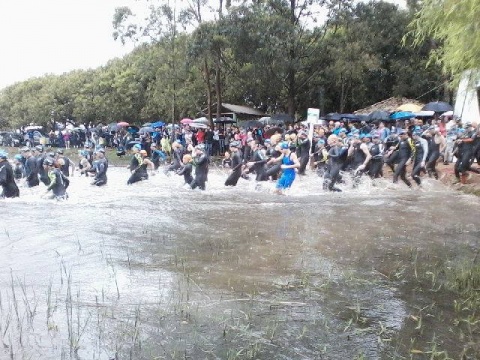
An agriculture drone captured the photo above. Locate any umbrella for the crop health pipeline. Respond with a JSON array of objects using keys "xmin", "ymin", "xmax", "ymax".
[
  {"xmin": 142, "ymin": 122, "xmax": 152, "ymax": 127},
  {"xmin": 414, "ymin": 111, "xmax": 435, "ymax": 118},
  {"xmin": 180, "ymin": 118, "xmax": 193, "ymax": 124},
  {"xmin": 126, "ymin": 125, "xmax": 139, "ymax": 133},
  {"xmin": 390, "ymin": 111, "xmax": 414, "ymax": 120},
  {"xmin": 192, "ymin": 117, "xmax": 209, "ymax": 125},
  {"xmin": 151, "ymin": 121, "xmax": 165, "ymax": 128},
  {"xmin": 126, "ymin": 140, "xmax": 141, "ymax": 150},
  {"xmin": 24, "ymin": 125, "xmax": 43, "ymax": 131},
  {"xmin": 213, "ymin": 117, "xmax": 236, "ymax": 124},
  {"xmin": 367, "ymin": 110, "xmax": 390, "ymax": 122},
  {"xmin": 339, "ymin": 114, "xmax": 361, "ymax": 122},
  {"xmin": 139, "ymin": 126, "xmax": 154, "ymax": 134},
  {"xmin": 241, "ymin": 120, "xmax": 262, "ymax": 128},
  {"xmin": 422, "ymin": 101, "xmax": 453, "ymax": 113},
  {"xmin": 264, "ymin": 126, "xmax": 283, "ymax": 138},
  {"xmin": 271, "ymin": 113, "xmax": 294, "ymax": 123},
  {"xmin": 397, "ymin": 103, "xmax": 422, "ymax": 112},
  {"xmin": 325, "ymin": 113, "xmax": 342, "ymax": 121},
  {"xmin": 166, "ymin": 124, "xmax": 180, "ymax": 129},
  {"xmin": 189, "ymin": 123, "xmax": 208, "ymax": 129},
  {"xmin": 441, "ymin": 110, "xmax": 454, "ymax": 117},
  {"xmin": 117, "ymin": 121, "xmax": 129, "ymax": 127}
]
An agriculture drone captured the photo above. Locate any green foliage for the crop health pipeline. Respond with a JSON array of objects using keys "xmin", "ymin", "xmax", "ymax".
[
  {"xmin": 408, "ymin": 0, "xmax": 480, "ymax": 83},
  {"xmin": 0, "ymin": 0, "xmax": 449, "ymax": 128}
]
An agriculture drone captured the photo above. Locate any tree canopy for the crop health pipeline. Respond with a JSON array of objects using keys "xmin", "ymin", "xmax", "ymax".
[
  {"xmin": 0, "ymin": 0, "xmax": 447, "ymax": 129},
  {"xmin": 408, "ymin": 0, "xmax": 480, "ymax": 83}
]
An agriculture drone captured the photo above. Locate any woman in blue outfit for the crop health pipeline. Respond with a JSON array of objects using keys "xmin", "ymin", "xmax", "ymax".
[{"xmin": 271, "ymin": 142, "xmax": 300, "ymax": 194}]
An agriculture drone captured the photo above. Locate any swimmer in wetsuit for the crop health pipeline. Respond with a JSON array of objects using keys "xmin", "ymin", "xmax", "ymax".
[
  {"xmin": 323, "ymin": 134, "xmax": 348, "ymax": 192},
  {"xmin": 176, "ymin": 154, "xmax": 194, "ymax": 185},
  {"xmin": 90, "ymin": 149, "xmax": 108, "ymax": 186},
  {"xmin": 190, "ymin": 144, "xmax": 209, "ymax": 190},
  {"xmin": 0, "ymin": 150, "xmax": 20, "ymax": 198},
  {"xmin": 224, "ymin": 141, "xmax": 243, "ymax": 186},
  {"xmin": 43, "ymin": 157, "xmax": 69, "ymax": 200},
  {"xmin": 128, "ymin": 148, "xmax": 154, "ymax": 185},
  {"xmin": 411, "ymin": 129, "xmax": 428, "ymax": 186}
]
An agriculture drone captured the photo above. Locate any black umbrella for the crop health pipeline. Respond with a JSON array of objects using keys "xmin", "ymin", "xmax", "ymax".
[
  {"xmin": 367, "ymin": 110, "xmax": 390, "ymax": 122},
  {"xmin": 271, "ymin": 113, "xmax": 294, "ymax": 123},
  {"xmin": 340, "ymin": 114, "xmax": 361, "ymax": 122},
  {"xmin": 242, "ymin": 120, "xmax": 263, "ymax": 128},
  {"xmin": 325, "ymin": 113, "xmax": 342, "ymax": 121},
  {"xmin": 422, "ymin": 101, "xmax": 453, "ymax": 113},
  {"xmin": 213, "ymin": 117, "xmax": 236, "ymax": 124}
]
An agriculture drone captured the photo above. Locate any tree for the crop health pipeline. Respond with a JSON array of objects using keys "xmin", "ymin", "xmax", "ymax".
[{"xmin": 408, "ymin": 0, "xmax": 480, "ymax": 83}]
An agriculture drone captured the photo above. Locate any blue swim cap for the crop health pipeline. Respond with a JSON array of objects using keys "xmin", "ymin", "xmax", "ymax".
[
  {"xmin": 0, "ymin": 150, "xmax": 8, "ymax": 159},
  {"xmin": 280, "ymin": 142, "xmax": 289, "ymax": 150},
  {"xmin": 133, "ymin": 144, "xmax": 142, "ymax": 150},
  {"xmin": 14, "ymin": 154, "xmax": 23, "ymax": 161},
  {"xmin": 317, "ymin": 139, "xmax": 325, "ymax": 145}
]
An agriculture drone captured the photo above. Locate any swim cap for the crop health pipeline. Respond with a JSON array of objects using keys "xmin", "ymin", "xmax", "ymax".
[
  {"xmin": 47, "ymin": 152, "xmax": 55, "ymax": 158},
  {"xmin": 43, "ymin": 158, "xmax": 54, "ymax": 166},
  {"xmin": 363, "ymin": 133, "xmax": 372, "ymax": 138},
  {"xmin": 280, "ymin": 142, "xmax": 289, "ymax": 150},
  {"xmin": 133, "ymin": 144, "xmax": 141, "ymax": 150},
  {"xmin": 20, "ymin": 146, "xmax": 30, "ymax": 152},
  {"xmin": 317, "ymin": 139, "xmax": 325, "ymax": 145},
  {"xmin": 56, "ymin": 149, "xmax": 64, "ymax": 155},
  {"xmin": 229, "ymin": 141, "xmax": 240, "ymax": 148},
  {"xmin": 14, "ymin": 154, "xmax": 23, "ymax": 161},
  {"xmin": 97, "ymin": 148, "xmax": 106, "ymax": 154},
  {"xmin": 195, "ymin": 144, "xmax": 205, "ymax": 151},
  {"xmin": 264, "ymin": 139, "xmax": 271, "ymax": 144},
  {"xmin": 398, "ymin": 129, "xmax": 407, "ymax": 135},
  {"xmin": 0, "ymin": 150, "xmax": 8, "ymax": 159},
  {"xmin": 35, "ymin": 145, "xmax": 44, "ymax": 152}
]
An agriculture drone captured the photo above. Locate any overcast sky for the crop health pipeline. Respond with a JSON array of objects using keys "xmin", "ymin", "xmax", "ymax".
[
  {"xmin": 0, "ymin": 0, "xmax": 139, "ymax": 90},
  {"xmin": 0, "ymin": 0, "xmax": 405, "ymax": 91}
]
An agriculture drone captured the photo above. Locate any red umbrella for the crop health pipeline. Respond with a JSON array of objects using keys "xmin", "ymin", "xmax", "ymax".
[
  {"xmin": 180, "ymin": 118, "xmax": 193, "ymax": 124},
  {"xmin": 117, "ymin": 121, "xmax": 130, "ymax": 127}
]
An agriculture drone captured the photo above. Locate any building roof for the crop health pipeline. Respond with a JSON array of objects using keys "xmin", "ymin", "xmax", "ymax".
[{"xmin": 354, "ymin": 97, "xmax": 424, "ymax": 115}]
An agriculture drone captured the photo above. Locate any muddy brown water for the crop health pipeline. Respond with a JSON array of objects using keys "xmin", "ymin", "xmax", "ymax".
[{"xmin": 1, "ymin": 168, "xmax": 479, "ymax": 359}]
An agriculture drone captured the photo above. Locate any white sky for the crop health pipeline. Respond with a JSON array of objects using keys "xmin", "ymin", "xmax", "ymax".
[
  {"xmin": 0, "ymin": 0, "xmax": 405, "ymax": 91},
  {"xmin": 0, "ymin": 0, "xmax": 139, "ymax": 90}
]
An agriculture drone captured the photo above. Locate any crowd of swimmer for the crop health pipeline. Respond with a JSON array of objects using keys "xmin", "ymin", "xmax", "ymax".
[{"xmin": 1, "ymin": 116, "xmax": 479, "ymax": 199}]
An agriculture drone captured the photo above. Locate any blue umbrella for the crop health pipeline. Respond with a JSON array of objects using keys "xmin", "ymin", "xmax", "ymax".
[
  {"xmin": 151, "ymin": 121, "xmax": 165, "ymax": 128},
  {"xmin": 390, "ymin": 111, "xmax": 414, "ymax": 120},
  {"xmin": 126, "ymin": 125, "xmax": 139, "ymax": 133}
]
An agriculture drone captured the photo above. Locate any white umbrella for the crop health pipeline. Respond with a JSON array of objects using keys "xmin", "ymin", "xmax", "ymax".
[
  {"xmin": 441, "ymin": 110, "xmax": 454, "ymax": 117},
  {"xmin": 190, "ymin": 123, "xmax": 208, "ymax": 129},
  {"xmin": 192, "ymin": 117, "xmax": 209, "ymax": 125},
  {"xmin": 25, "ymin": 125, "xmax": 43, "ymax": 131},
  {"xmin": 414, "ymin": 111, "xmax": 435, "ymax": 117}
]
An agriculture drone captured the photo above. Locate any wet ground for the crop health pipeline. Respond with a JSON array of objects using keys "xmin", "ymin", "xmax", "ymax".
[{"xmin": 1, "ymin": 167, "xmax": 479, "ymax": 359}]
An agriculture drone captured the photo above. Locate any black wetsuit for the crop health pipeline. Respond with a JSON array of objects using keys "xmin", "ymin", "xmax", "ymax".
[
  {"xmin": 13, "ymin": 163, "xmax": 25, "ymax": 180},
  {"xmin": 426, "ymin": 136, "xmax": 440, "ymax": 179},
  {"xmin": 92, "ymin": 158, "xmax": 108, "ymax": 186},
  {"xmin": 411, "ymin": 137, "xmax": 428, "ymax": 185},
  {"xmin": 46, "ymin": 168, "xmax": 69, "ymax": 198},
  {"xmin": 454, "ymin": 131, "xmax": 476, "ymax": 178},
  {"xmin": 25, "ymin": 155, "xmax": 39, "ymax": 187},
  {"xmin": 191, "ymin": 154, "xmax": 209, "ymax": 190},
  {"xmin": 323, "ymin": 145, "xmax": 346, "ymax": 191},
  {"xmin": 128, "ymin": 155, "xmax": 148, "ymax": 185},
  {"xmin": 177, "ymin": 163, "xmax": 193, "ymax": 184},
  {"xmin": 368, "ymin": 143, "xmax": 384, "ymax": 179},
  {"xmin": 225, "ymin": 151, "xmax": 243, "ymax": 186},
  {"xmin": 0, "ymin": 161, "xmax": 20, "ymax": 198},
  {"xmin": 297, "ymin": 138, "xmax": 311, "ymax": 175},
  {"xmin": 393, "ymin": 138, "xmax": 414, "ymax": 187},
  {"xmin": 60, "ymin": 157, "xmax": 72, "ymax": 177},
  {"xmin": 166, "ymin": 148, "xmax": 184, "ymax": 173},
  {"xmin": 36, "ymin": 154, "xmax": 50, "ymax": 186},
  {"xmin": 250, "ymin": 149, "xmax": 268, "ymax": 181},
  {"xmin": 265, "ymin": 148, "xmax": 282, "ymax": 180}
]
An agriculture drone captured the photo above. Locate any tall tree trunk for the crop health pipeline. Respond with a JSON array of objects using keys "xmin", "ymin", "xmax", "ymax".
[
  {"xmin": 204, "ymin": 59, "xmax": 212, "ymax": 124},
  {"xmin": 215, "ymin": 57, "xmax": 222, "ymax": 128},
  {"xmin": 287, "ymin": 0, "xmax": 297, "ymax": 118}
]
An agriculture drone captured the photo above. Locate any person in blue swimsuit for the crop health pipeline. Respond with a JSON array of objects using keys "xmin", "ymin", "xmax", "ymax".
[{"xmin": 270, "ymin": 142, "xmax": 300, "ymax": 194}]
